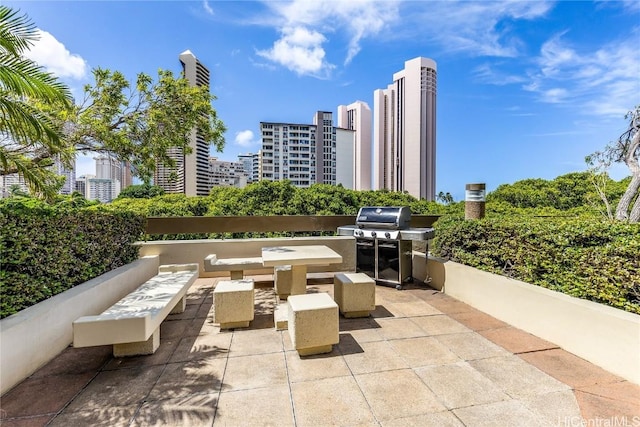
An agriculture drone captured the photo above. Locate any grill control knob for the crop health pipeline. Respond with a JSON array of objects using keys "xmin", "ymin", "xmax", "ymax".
[
  {"xmin": 355, "ymin": 230, "xmax": 364, "ymax": 237},
  {"xmin": 371, "ymin": 231, "xmax": 376, "ymax": 238},
  {"xmin": 385, "ymin": 232, "xmax": 391, "ymax": 239}
]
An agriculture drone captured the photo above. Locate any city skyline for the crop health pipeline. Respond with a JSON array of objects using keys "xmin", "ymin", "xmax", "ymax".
[{"xmin": 7, "ymin": 0, "xmax": 639, "ymax": 200}]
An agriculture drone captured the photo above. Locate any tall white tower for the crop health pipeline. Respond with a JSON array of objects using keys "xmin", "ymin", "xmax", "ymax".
[
  {"xmin": 337, "ymin": 101, "xmax": 372, "ymax": 190},
  {"xmin": 373, "ymin": 57, "xmax": 437, "ymax": 200}
]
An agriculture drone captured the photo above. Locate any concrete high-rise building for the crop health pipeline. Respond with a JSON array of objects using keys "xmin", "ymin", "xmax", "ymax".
[
  {"xmin": 209, "ymin": 157, "xmax": 248, "ymax": 188},
  {"xmin": 94, "ymin": 154, "xmax": 121, "ymax": 200},
  {"xmin": 237, "ymin": 153, "xmax": 255, "ymax": 183},
  {"xmin": 373, "ymin": 57, "xmax": 437, "ymax": 200},
  {"xmin": 334, "ymin": 128, "xmax": 356, "ymax": 189},
  {"xmin": 260, "ymin": 121, "xmax": 317, "ymax": 187},
  {"xmin": 313, "ymin": 111, "xmax": 336, "ymax": 185},
  {"xmin": 337, "ymin": 101, "xmax": 372, "ymax": 190},
  {"xmin": 154, "ymin": 50, "xmax": 211, "ymax": 196}
]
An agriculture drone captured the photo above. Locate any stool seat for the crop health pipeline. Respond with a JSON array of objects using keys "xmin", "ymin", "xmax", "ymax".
[
  {"xmin": 213, "ymin": 279, "xmax": 255, "ymax": 329},
  {"xmin": 334, "ymin": 272, "xmax": 376, "ymax": 318},
  {"xmin": 288, "ymin": 293, "xmax": 339, "ymax": 356}
]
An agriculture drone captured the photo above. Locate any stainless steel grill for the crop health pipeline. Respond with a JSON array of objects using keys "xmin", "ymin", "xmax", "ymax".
[{"xmin": 337, "ymin": 206, "xmax": 435, "ymax": 290}]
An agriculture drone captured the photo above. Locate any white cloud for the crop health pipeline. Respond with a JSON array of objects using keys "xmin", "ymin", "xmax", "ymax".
[
  {"xmin": 256, "ymin": 0, "xmax": 400, "ymax": 76},
  {"xmin": 203, "ymin": 0, "xmax": 214, "ymax": 16},
  {"xmin": 409, "ymin": 1, "xmax": 554, "ymax": 57},
  {"xmin": 523, "ymin": 31, "xmax": 640, "ymax": 117},
  {"xmin": 256, "ymin": 26, "xmax": 334, "ymax": 77},
  {"xmin": 24, "ymin": 30, "xmax": 87, "ymax": 80},
  {"xmin": 234, "ymin": 130, "xmax": 257, "ymax": 147}
]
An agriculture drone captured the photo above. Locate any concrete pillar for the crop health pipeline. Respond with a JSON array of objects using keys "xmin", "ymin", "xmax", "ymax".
[{"xmin": 465, "ymin": 183, "xmax": 486, "ymax": 220}]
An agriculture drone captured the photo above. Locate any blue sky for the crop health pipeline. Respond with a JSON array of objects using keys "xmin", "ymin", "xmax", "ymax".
[{"xmin": 6, "ymin": 0, "xmax": 640, "ymax": 200}]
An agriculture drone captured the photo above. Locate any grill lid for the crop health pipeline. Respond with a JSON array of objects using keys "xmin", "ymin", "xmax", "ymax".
[{"xmin": 356, "ymin": 206, "xmax": 411, "ymax": 229}]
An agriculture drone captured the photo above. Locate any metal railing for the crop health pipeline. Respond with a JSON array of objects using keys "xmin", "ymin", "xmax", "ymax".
[{"xmin": 145, "ymin": 215, "xmax": 440, "ymax": 235}]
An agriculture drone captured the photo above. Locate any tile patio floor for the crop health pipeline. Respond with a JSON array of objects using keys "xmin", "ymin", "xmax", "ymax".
[{"xmin": 1, "ymin": 275, "xmax": 638, "ymax": 427}]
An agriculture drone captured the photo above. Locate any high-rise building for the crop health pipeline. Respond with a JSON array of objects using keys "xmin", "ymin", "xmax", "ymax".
[
  {"xmin": 313, "ymin": 111, "xmax": 336, "ymax": 185},
  {"xmin": 94, "ymin": 154, "xmax": 121, "ymax": 200},
  {"xmin": 237, "ymin": 153, "xmax": 255, "ymax": 183},
  {"xmin": 373, "ymin": 57, "xmax": 437, "ymax": 200},
  {"xmin": 334, "ymin": 128, "xmax": 356, "ymax": 189},
  {"xmin": 209, "ymin": 157, "xmax": 248, "ymax": 188},
  {"xmin": 154, "ymin": 50, "xmax": 211, "ymax": 196},
  {"xmin": 259, "ymin": 121, "xmax": 317, "ymax": 188},
  {"xmin": 337, "ymin": 101, "xmax": 372, "ymax": 190}
]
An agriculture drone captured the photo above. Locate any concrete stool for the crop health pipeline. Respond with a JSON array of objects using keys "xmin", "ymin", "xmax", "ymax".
[
  {"xmin": 213, "ymin": 279, "xmax": 254, "ymax": 329},
  {"xmin": 288, "ymin": 293, "xmax": 339, "ymax": 356},
  {"xmin": 334, "ymin": 273, "xmax": 376, "ymax": 318},
  {"xmin": 274, "ymin": 265, "xmax": 306, "ymax": 299}
]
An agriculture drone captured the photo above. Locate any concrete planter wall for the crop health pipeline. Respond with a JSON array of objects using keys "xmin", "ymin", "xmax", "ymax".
[
  {"xmin": 138, "ymin": 236, "xmax": 356, "ymax": 277},
  {"xmin": 414, "ymin": 254, "xmax": 640, "ymax": 385},
  {"xmin": 0, "ymin": 256, "xmax": 159, "ymax": 395}
]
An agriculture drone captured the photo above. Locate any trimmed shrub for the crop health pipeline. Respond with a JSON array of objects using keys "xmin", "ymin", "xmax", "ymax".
[
  {"xmin": 432, "ymin": 216, "xmax": 640, "ymax": 314},
  {"xmin": 0, "ymin": 199, "xmax": 145, "ymax": 318}
]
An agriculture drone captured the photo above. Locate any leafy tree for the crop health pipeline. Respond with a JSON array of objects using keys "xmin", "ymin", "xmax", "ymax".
[
  {"xmin": 61, "ymin": 67, "xmax": 226, "ymax": 184},
  {"xmin": 587, "ymin": 106, "xmax": 640, "ymax": 222},
  {"xmin": 0, "ymin": 5, "xmax": 73, "ymax": 199},
  {"xmin": 117, "ymin": 183, "xmax": 165, "ymax": 199}
]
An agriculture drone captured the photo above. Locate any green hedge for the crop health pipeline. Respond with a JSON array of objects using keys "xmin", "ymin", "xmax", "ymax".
[
  {"xmin": 0, "ymin": 200, "xmax": 146, "ymax": 318},
  {"xmin": 431, "ymin": 216, "xmax": 640, "ymax": 314}
]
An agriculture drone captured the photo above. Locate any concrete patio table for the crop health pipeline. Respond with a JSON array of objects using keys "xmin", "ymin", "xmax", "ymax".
[{"xmin": 261, "ymin": 245, "xmax": 343, "ymax": 296}]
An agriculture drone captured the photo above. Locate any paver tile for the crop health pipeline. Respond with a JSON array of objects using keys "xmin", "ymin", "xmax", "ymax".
[
  {"xmin": 290, "ymin": 376, "xmax": 378, "ymax": 427},
  {"xmin": 448, "ymin": 308, "xmax": 510, "ymax": 331},
  {"xmin": 221, "ymin": 352, "xmax": 287, "ymax": 391},
  {"xmin": 411, "ymin": 314, "xmax": 471, "ymax": 336},
  {"xmin": 339, "ymin": 317, "xmax": 384, "ymax": 343},
  {"xmin": 0, "ymin": 415, "xmax": 55, "ymax": 427},
  {"xmin": 381, "ymin": 299, "xmax": 442, "ymax": 317},
  {"xmin": 147, "ymin": 358, "xmax": 226, "ymax": 400},
  {"xmin": 49, "ymin": 405, "xmax": 138, "ymax": 427},
  {"xmin": 102, "ymin": 337, "xmax": 180, "ymax": 370},
  {"xmin": 577, "ymin": 380, "xmax": 640, "ymax": 406},
  {"xmin": 133, "ymin": 394, "xmax": 217, "ymax": 427},
  {"xmin": 470, "ymin": 355, "xmax": 570, "ymax": 399},
  {"xmin": 160, "ymin": 319, "xmax": 193, "ymax": 339},
  {"xmin": 387, "ymin": 336, "xmax": 460, "ymax": 367},
  {"xmin": 341, "ymin": 340, "xmax": 409, "ymax": 374},
  {"xmin": 479, "ymin": 326, "xmax": 558, "ymax": 354},
  {"xmin": 380, "ymin": 411, "xmax": 464, "ymax": 427},
  {"xmin": 169, "ymin": 328, "xmax": 231, "ymax": 363},
  {"xmin": 285, "ymin": 349, "xmax": 351, "ymax": 383},
  {"xmin": 453, "ymin": 399, "xmax": 550, "ymax": 427},
  {"xmin": 518, "ymin": 348, "xmax": 625, "ymax": 388},
  {"xmin": 435, "ymin": 332, "xmax": 511, "ymax": 361},
  {"xmin": 521, "ymin": 390, "xmax": 583, "ymax": 426},
  {"xmin": 355, "ymin": 369, "xmax": 446, "ymax": 421},
  {"xmin": 414, "ymin": 362, "xmax": 509, "ymax": 409},
  {"xmin": 64, "ymin": 366, "xmax": 164, "ymax": 412},
  {"xmin": 416, "ymin": 293, "xmax": 475, "ymax": 314},
  {"xmin": 216, "ymin": 386, "xmax": 293, "ymax": 426},
  {"xmin": 29, "ymin": 345, "xmax": 111, "ymax": 378},
  {"xmin": 374, "ymin": 317, "xmax": 430, "ymax": 340},
  {"xmin": 227, "ymin": 328, "xmax": 284, "ymax": 356},
  {"xmin": 0, "ymin": 372, "xmax": 95, "ymax": 419},
  {"xmin": 574, "ymin": 389, "xmax": 640, "ymax": 422}
]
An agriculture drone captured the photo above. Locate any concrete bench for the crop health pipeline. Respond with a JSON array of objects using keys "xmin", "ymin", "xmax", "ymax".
[
  {"xmin": 288, "ymin": 293, "xmax": 339, "ymax": 356},
  {"xmin": 204, "ymin": 254, "xmax": 264, "ymax": 279},
  {"xmin": 72, "ymin": 263, "xmax": 199, "ymax": 357}
]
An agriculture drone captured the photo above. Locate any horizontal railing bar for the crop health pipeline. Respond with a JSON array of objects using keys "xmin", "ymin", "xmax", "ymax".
[{"xmin": 145, "ymin": 215, "xmax": 440, "ymax": 235}]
